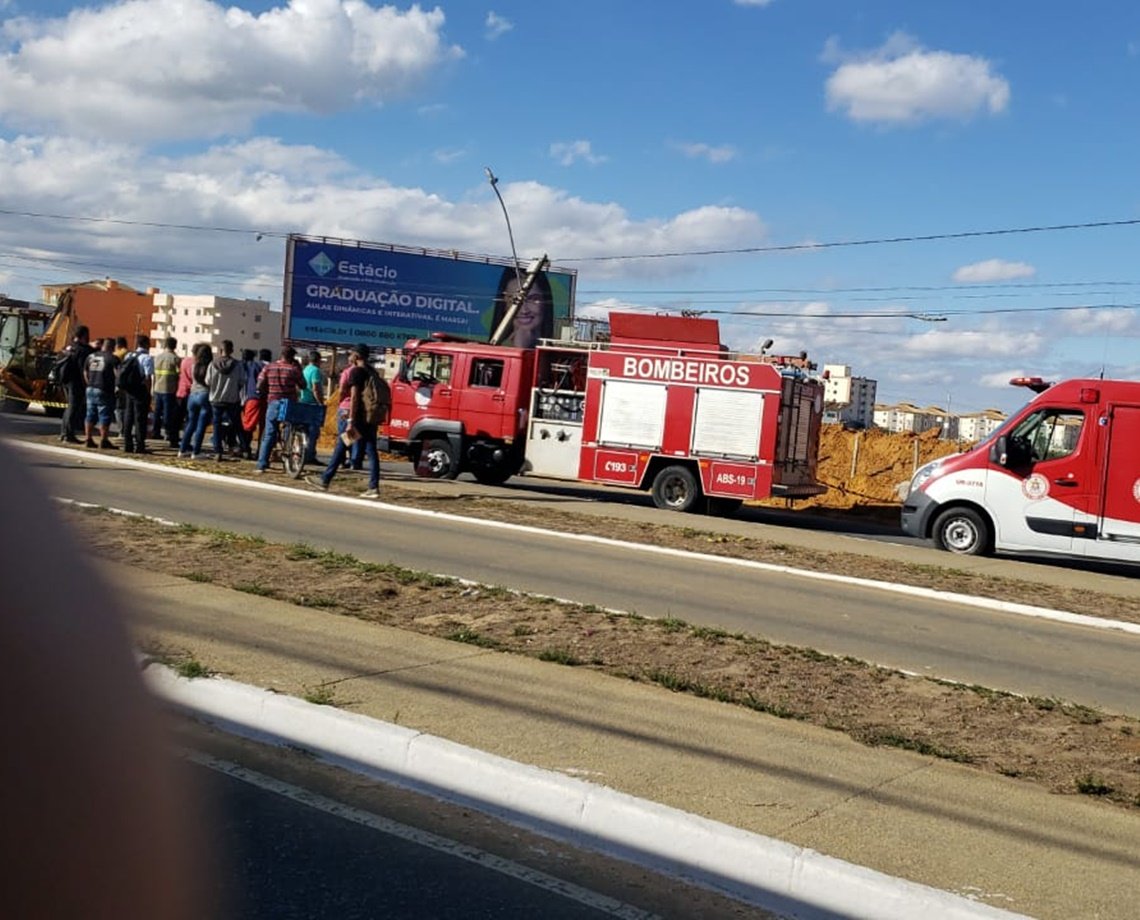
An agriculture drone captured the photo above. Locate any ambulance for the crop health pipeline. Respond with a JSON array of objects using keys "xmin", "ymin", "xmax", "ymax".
[{"xmin": 901, "ymin": 377, "xmax": 1140, "ymax": 560}]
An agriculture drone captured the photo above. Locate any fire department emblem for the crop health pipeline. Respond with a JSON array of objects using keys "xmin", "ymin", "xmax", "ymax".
[
  {"xmin": 1022, "ymin": 473, "xmax": 1049, "ymax": 501},
  {"xmin": 1132, "ymin": 478, "xmax": 1140, "ymax": 503}
]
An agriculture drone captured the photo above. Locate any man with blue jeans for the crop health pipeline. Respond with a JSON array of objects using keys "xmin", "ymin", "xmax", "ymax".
[
  {"xmin": 82, "ymin": 339, "xmax": 119, "ymax": 449},
  {"xmin": 306, "ymin": 343, "xmax": 382, "ymax": 498},
  {"xmin": 298, "ymin": 349, "xmax": 325, "ymax": 465},
  {"xmin": 206, "ymin": 339, "xmax": 247, "ymax": 461},
  {"xmin": 254, "ymin": 345, "xmax": 304, "ymax": 474}
]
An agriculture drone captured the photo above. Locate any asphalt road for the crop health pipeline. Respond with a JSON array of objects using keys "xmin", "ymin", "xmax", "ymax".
[
  {"xmin": 181, "ymin": 723, "xmax": 766, "ymax": 920},
  {"xmin": 23, "ymin": 442, "xmax": 1140, "ymax": 717}
]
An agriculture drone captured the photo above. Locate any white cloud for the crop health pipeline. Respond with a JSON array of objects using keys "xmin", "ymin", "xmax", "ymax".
[
  {"xmin": 672, "ymin": 141, "xmax": 738, "ymax": 164},
  {"xmin": 979, "ymin": 370, "xmax": 1027, "ymax": 388},
  {"xmin": 823, "ymin": 32, "xmax": 1010, "ymax": 125},
  {"xmin": 432, "ymin": 147, "xmax": 467, "ymax": 164},
  {"xmin": 1058, "ymin": 307, "xmax": 1140, "ymax": 336},
  {"xmin": 484, "ymin": 11, "xmax": 512, "ymax": 40},
  {"xmin": 952, "ymin": 258, "xmax": 1035, "ymax": 283},
  {"xmin": 901, "ymin": 328, "xmax": 1042, "ymax": 358},
  {"xmin": 0, "ymin": 0, "xmax": 464, "ymax": 142},
  {"xmin": 549, "ymin": 140, "xmax": 607, "ymax": 166},
  {"xmin": 0, "ymin": 135, "xmax": 769, "ymax": 301}
]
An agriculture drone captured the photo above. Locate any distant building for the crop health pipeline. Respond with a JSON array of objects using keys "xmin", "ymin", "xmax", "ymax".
[
  {"xmin": 873, "ymin": 402, "xmax": 942, "ymax": 435},
  {"xmin": 821, "ymin": 364, "xmax": 878, "ymax": 428},
  {"xmin": 873, "ymin": 402, "xmax": 1007, "ymax": 441},
  {"xmin": 41, "ymin": 278, "xmax": 161, "ymax": 342},
  {"xmin": 150, "ymin": 293, "xmax": 281, "ymax": 357},
  {"xmin": 958, "ymin": 409, "xmax": 1006, "ymax": 442}
]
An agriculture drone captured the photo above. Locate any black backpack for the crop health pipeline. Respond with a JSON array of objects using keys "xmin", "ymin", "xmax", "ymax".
[
  {"xmin": 49, "ymin": 349, "xmax": 78, "ymax": 386},
  {"xmin": 118, "ymin": 353, "xmax": 145, "ymax": 397}
]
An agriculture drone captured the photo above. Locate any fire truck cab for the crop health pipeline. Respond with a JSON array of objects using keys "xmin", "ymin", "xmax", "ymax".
[{"xmin": 901, "ymin": 377, "xmax": 1140, "ymax": 561}]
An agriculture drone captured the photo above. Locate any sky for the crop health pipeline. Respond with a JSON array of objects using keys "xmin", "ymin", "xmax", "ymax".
[{"xmin": 2, "ymin": 0, "xmax": 1140, "ymax": 415}]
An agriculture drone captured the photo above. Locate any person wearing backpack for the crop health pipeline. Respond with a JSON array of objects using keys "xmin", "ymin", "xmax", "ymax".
[
  {"xmin": 117, "ymin": 334, "xmax": 153, "ymax": 454},
  {"xmin": 306, "ymin": 342, "xmax": 387, "ymax": 498},
  {"xmin": 57, "ymin": 325, "xmax": 92, "ymax": 443}
]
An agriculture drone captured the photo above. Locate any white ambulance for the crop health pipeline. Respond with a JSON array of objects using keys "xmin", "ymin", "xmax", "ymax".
[{"xmin": 901, "ymin": 377, "xmax": 1140, "ymax": 561}]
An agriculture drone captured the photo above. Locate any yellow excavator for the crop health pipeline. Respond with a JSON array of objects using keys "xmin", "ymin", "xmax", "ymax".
[{"xmin": 0, "ymin": 288, "xmax": 78, "ymax": 415}]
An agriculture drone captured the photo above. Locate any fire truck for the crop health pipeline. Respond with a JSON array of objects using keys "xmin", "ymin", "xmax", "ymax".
[
  {"xmin": 901, "ymin": 376, "xmax": 1140, "ymax": 561},
  {"xmin": 382, "ymin": 311, "xmax": 826, "ymax": 515}
]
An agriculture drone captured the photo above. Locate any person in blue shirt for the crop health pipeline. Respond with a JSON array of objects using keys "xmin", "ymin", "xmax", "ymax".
[{"xmin": 298, "ymin": 350, "xmax": 326, "ymax": 464}]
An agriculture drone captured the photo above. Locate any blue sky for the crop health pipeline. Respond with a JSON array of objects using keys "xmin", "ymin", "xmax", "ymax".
[{"xmin": 2, "ymin": 0, "xmax": 1139, "ymax": 414}]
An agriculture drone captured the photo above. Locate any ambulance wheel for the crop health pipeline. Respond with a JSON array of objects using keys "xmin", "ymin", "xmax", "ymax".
[
  {"xmin": 651, "ymin": 465, "xmax": 700, "ymax": 513},
  {"xmin": 421, "ymin": 437, "xmax": 460, "ymax": 480},
  {"xmin": 933, "ymin": 507, "xmax": 992, "ymax": 556}
]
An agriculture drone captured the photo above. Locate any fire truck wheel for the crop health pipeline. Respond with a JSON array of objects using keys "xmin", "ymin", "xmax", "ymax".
[
  {"xmin": 472, "ymin": 458, "xmax": 515, "ymax": 486},
  {"xmin": 651, "ymin": 465, "xmax": 701, "ymax": 513},
  {"xmin": 933, "ymin": 507, "xmax": 992, "ymax": 556},
  {"xmin": 421, "ymin": 437, "xmax": 460, "ymax": 480}
]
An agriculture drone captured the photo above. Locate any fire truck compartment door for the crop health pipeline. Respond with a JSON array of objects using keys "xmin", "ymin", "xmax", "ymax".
[
  {"xmin": 525, "ymin": 420, "xmax": 581, "ymax": 479},
  {"xmin": 691, "ymin": 387, "xmax": 763, "ymax": 459},
  {"xmin": 597, "ymin": 380, "xmax": 667, "ymax": 449}
]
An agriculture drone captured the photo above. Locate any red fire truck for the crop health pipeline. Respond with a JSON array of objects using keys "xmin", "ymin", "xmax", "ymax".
[
  {"xmin": 382, "ymin": 312, "xmax": 825, "ymax": 514},
  {"xmin": 901, "ymin": 376, "xmax": 1140, "ymax": 561}
]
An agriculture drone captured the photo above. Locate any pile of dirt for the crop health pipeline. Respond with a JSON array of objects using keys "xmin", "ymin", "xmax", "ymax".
[{"xmin": 790, "ymin": 426, "xmax": 964, "ymax": 510}]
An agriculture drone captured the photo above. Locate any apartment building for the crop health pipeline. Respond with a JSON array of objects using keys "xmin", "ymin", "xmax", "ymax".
[
  {"xmin": 150, "ymin": 293, "xmax": 282, "ymax": 357},
  {"xmin": 874, "ymin": 403, "xmax": 1007, "ymax": 441},
  {"xmin": 957, "ymin": 409, "xmax": 1006, "ymax": 442},
  {"xmin": 821, "ymin": 364, "xmax": 878, "ymax": 428}
]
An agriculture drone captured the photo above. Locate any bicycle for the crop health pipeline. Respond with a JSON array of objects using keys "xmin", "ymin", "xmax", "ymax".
[{"xmin": 273, "ymin": 400, "xmax": 326, "ymax": 479}]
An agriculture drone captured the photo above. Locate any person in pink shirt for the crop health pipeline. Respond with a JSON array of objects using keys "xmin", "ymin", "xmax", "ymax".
[
  {"xmin": 335, "ymin": 361, "xmax": 362, "ymax": 470},
  {"xmin": 174, "ymin": 344, "xmax": 201, "ymax": 448}
]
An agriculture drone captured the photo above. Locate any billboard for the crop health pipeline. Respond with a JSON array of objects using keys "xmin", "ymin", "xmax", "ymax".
[{"xmin": 284, "ymin": 235, "xmax": 576, "ymax": 350}]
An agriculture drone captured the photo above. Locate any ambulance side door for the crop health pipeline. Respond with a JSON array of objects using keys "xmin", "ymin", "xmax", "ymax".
[{"xmin": 987, "ymin": 407, "xmax": 1091, "ymax": 554}]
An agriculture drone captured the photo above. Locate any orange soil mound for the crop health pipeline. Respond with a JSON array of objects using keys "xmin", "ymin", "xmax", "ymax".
[{"xmin": 794, "ymin": 426, "xmax": 964, "ymax": 509}]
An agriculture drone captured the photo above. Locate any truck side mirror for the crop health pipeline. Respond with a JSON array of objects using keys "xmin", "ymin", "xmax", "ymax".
[{"xmin": 990, "ymin": 435, "xmax": 1009, "ymax": 467}]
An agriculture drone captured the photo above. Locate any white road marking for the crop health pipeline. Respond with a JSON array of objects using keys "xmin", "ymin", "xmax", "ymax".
[
  {"xmin": 184, "ymin": 749, "xmax": 660, "ymax": 920},
  {"xmin": 23, "ymin": 439, "xmax": 1140, "ymax": 637}
]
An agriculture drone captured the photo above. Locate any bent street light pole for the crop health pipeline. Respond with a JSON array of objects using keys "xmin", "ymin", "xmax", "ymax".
[
  {"xmin": 484, "ymin": 166, "xmax": 549, "ymax": 346},
  {"xmin": 484, "ymin": 166, "xmax": 523, "ymax": 293}
]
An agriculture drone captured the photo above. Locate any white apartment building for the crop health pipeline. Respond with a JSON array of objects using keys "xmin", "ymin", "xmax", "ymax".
[
  {"xmin": 873, "ymin": 403, "xmax": 943, "ymax": 435},
  {"xmin": 874, "ymin": 403, "xmax": 1007, "ymax": 441},
  {"xmin": 821, "ymin": 364, "xmax": 878, "ymax": 428},
  {"xmin": 957, "ymin": 409, "xmax": 1006, "ymax": 442},
  {"xmin": 150, "ymin": 294, "xmax": 282, "ymax": 358}
]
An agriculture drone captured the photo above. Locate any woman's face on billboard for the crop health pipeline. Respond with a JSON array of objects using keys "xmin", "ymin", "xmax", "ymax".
[{"xmin": 503, "ymin": 278, "xmax": 548, "ymax": 346}]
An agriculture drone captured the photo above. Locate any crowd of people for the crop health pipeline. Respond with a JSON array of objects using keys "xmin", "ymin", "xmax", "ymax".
[{"xmin": 54, "ymin": 328, "xmax": 388, "ymax": 498}]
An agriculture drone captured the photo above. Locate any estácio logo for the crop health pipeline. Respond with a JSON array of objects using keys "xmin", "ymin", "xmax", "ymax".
[{"xmin": 309, "ymin": 252, "xmax": 335, "ymax": 277}]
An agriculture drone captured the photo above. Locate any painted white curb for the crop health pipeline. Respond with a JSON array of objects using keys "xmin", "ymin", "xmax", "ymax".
[{"xmin": 147, "ymin": 666, "xmax": 1028, "ymax": 920}]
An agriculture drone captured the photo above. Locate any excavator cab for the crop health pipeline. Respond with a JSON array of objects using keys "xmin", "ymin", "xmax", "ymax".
[{"xmin": 0, "ymin": 292, "xmax": 73, "ymax": 414}]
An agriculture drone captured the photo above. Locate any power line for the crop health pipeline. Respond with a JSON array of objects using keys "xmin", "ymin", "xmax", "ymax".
[
  {"xmin": 2, "ymin": 206, "xmax": 1139, "ymax": 263},
  {"xmin": 0, "ymin": 206, "xmax": 285, "ymax": 238},
  {"xmin": 560, "ymin": 218, "xmax": 1140, "ymax": 262},
  {"xmin": 690, "ymin": 301, "xmax": 1139, "ymax": 320},
  {"xmin": 580, "ymin": 279, "xmax": 1140, "ymax": 296}
]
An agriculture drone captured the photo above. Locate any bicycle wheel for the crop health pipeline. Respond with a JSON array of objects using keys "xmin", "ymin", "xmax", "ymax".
[{"xmin": 282, "ymin": 424, "xmax": 309, "ymax": 479}]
